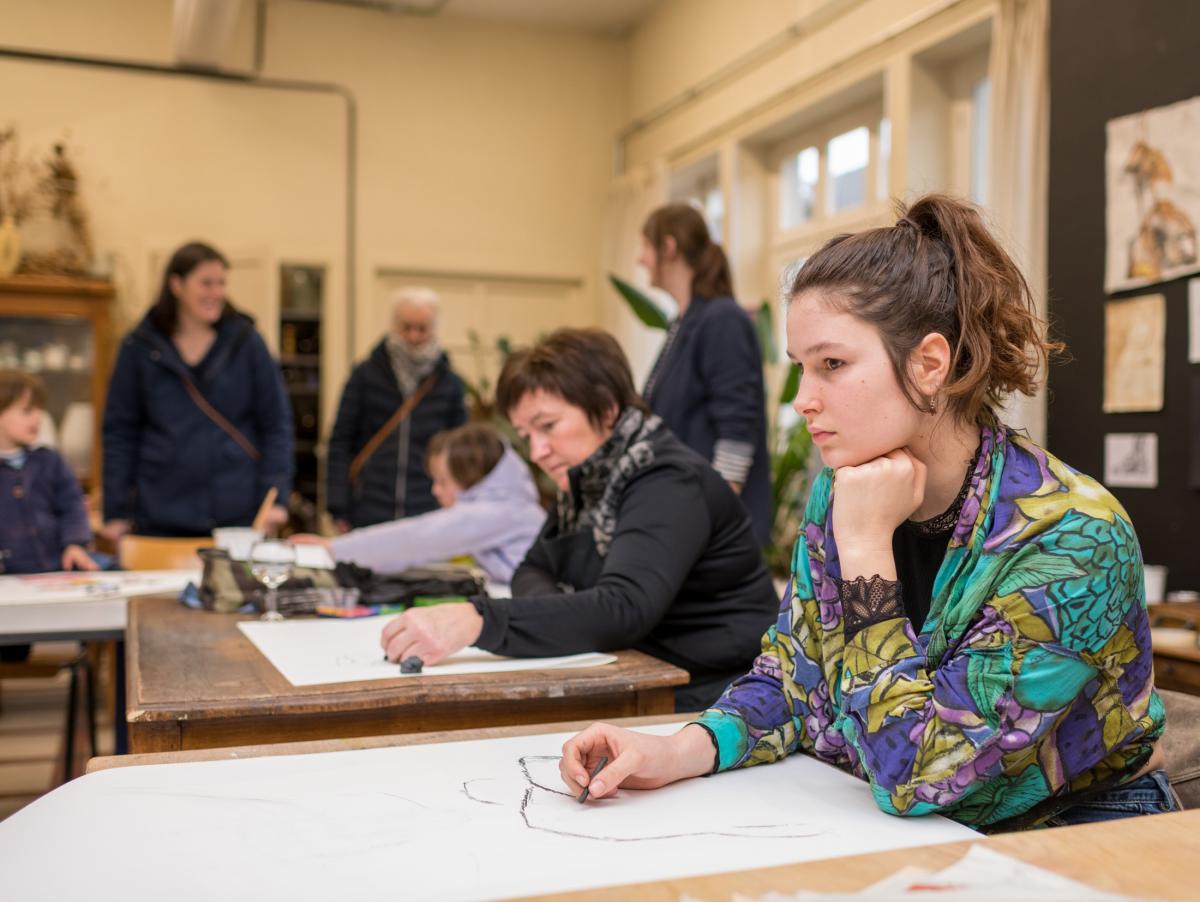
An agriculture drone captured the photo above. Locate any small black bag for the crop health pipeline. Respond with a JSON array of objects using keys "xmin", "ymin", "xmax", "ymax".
[{"xmin": 333, "ymin": 561, "xmax": 486, "ymax": 607}]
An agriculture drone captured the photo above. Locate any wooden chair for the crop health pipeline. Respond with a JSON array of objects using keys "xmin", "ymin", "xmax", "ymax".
[
  {"xmin": 117, "ymin": 535, "xmax": 213, "ymax": 571},
  {"xmin": 0, "ymin": 646, "xmax": 96, "ymax": 783},
  {"xmin": 1161, "ymin": 688, "xmax": 1200, "ymax": 809}
]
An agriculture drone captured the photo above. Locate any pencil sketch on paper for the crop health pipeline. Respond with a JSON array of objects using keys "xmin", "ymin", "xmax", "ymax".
[
  {"xmin": 463, "ymin": 755, "xmax": 822, "ymax": 842},
  {"xmin": 1106, "ymin": 95, "xmax": 1200, "ymax": 292},
  {"xmin": 1104, "ymin": 294, "xmax": 1164, "ymax": 413},
  {"xmin": 1104, "ymin": 433, "xmax": 1158, "ymax": 489},
  {"xmin": 0, "ymin": 725, "xmax": 979, "ymax": 901}
]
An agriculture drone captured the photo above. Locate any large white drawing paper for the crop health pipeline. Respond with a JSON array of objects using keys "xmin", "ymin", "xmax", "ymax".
[
  {"xmin": 0, "ymin": 569, "xmax": 197, "ymax": 607},
  {"xmin": 0, "ymin": 724, "xmax": 977, "ymax": 902},
  {"xmin": 237, "ymin": 615, "xmax": 616, "ymax": 685}
]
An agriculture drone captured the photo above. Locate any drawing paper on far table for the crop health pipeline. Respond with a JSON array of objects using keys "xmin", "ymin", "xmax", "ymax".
[
  {"xmin": 0, "ymin": 569, "xmax": 198, "ymax": 606},
  {"xmin": 237, "ymin": 616, "xmax": 615, "ymax": 686}
]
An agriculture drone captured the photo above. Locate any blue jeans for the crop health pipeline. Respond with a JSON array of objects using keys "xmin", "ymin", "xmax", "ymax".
[{"xmin": 1046, "ymin": 770, "xmax": 1181, "ymax": 827}]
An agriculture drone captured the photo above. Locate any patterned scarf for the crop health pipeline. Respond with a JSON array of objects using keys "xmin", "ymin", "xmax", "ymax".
[
  {"xmin": 386, "ymin": 336, "xmax": 442, "ymax": 395},
  {"xmin": 556, "ymin": 407, "xmax": 661, "ymax": 557}
]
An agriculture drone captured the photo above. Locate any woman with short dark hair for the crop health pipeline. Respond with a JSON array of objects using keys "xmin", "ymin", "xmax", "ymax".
[
  {"xmin": 380, "ymin": 328, "xmax": 778, "ymax": 711},
  {"xmin": 102, "ymin": 242, "xmax": 293, "ymax": 538}
]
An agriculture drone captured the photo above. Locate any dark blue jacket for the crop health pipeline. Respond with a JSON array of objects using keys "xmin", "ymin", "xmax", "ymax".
[
  {"xmin": 0, "ymin": 447, "xmax": 92, "ymax": 574},
  {"xmin": 102, "ymin": 309, "xmax": 293, "ymax": 536},
  {"xmin": 643, "ymin": 295, "xmax": 771, "ymax": 546},
  {"xmin": 325, "ymin": 340, "xmax": 466, "ymax": 528}
]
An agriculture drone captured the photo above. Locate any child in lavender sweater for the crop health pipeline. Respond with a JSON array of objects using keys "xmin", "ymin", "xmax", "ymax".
[{"xmin": 294, "ymin": 423, "xmax": 544, "ymax": 584}]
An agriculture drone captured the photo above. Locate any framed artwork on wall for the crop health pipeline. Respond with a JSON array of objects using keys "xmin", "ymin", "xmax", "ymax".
[
  {"xmin": 1103, "ymin": 293, "xmax": 1164, "ymax": 413},
  {"xmin": 1105, "ymin": 94, "xmax": 1200, "ymax": 293},
  {"xmin": 1104, "ymin": 433, "xmax": 1158, "ymax": 489}
]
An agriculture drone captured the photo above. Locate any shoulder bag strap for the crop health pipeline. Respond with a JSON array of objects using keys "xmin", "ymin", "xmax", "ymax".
[
  {"xmin": 180, "ymin": 375, "xmax": 262, "ymax": 462},
  {"xmin": 348, "ymin": 371, "xmax": 440, "ymax": 485}
]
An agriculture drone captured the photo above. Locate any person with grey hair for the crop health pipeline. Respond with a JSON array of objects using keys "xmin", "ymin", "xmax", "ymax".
[{"xmin": 326, "ymin": 287, "xmax": 467, "ymax": 530}]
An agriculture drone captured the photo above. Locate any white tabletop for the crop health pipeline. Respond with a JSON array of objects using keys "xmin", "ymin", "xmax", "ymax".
[
  {"xmin": 0, "ymin": 723, "xmax": 976, "ymax": 901},
  {"xmin": 0, "ymin": 570, "xmax": 198, "ymax": 643}
]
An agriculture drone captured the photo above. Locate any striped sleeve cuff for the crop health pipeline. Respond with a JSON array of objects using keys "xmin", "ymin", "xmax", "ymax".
[{"xmin": 712, "ymin": 439, "xmax": 754, "ymax": 484}]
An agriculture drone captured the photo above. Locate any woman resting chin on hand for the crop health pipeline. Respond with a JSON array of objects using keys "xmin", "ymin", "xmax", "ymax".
[{"xmin": 558, "ymin": 194, "xmax": 1172, "ymax": 834}]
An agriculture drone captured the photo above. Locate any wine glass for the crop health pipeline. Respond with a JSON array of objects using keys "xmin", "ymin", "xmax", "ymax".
[{"xmin": 249, "ymin": 540, "xmax": 296, "ymax": 622}]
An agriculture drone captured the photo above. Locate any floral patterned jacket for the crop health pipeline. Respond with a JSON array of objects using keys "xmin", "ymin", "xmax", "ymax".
[{"xmin": 695, "ymin": 424, "xmax": 1163, "ymax": 830}]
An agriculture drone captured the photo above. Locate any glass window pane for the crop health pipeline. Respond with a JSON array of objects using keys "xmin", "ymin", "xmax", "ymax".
[
  {"xmin": 877, "ymin": 118, "xmax": 891, "ymax": 200},
  {"xmin": 779, "ymin": 146, "xmax": 819, "ymax": 229},
  {"xmin": 827, "ymin": 126, "xmax": 869, "ymax": 214},
  {"xmin": 704, "ymin": 186, "xmax": 724, "ymax": 243},
  {"xmin": 970, "ymin": 77, "xmax": 990, "ymax": 205}
]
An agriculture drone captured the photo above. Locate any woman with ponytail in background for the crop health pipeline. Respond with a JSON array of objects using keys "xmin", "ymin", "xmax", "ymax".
[
  {"xmin": 637, "ymin": 204, "xmax": 772, "ymax": 546},
  {"xmin": 562, "ymin": 195, "xmax": 1173, "ymax": 833}
]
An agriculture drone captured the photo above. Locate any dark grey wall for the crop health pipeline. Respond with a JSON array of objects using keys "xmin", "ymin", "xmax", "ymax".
[{"xmin": 1047, "ymin": 0, "xmax": 1200, "ymax": 592}]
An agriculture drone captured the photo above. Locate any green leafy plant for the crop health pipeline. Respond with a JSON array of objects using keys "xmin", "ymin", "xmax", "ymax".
[
  {"xmin": 609, "ymin": 274, "xmax": 811, "ymax": 573},
  {"xmin": 609, "ymin": 274, "xmax": 672, "ymax": 329},
  {"xmin": 459, "ymin": 328, "xmax": 510, "ymax": 421}
]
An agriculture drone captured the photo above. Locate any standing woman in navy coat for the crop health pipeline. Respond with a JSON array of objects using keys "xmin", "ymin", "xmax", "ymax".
[
  {"xmin": 101, "ymin": 243, "xmax": 293, "ymax": 538},
  {"xmin": 637, "ymin": 204, "xmax": 772, "ymax": 546}
]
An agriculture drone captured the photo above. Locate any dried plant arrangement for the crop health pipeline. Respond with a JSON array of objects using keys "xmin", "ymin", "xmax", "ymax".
[{"xmin": 0, "ymin": 126, "xmax": 38, "ymax": 225}]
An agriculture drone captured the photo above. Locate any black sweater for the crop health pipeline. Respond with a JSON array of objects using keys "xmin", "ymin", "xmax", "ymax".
[{"xmin": 472, "ymin": 426, "xmax": 778, "ymax": 711}]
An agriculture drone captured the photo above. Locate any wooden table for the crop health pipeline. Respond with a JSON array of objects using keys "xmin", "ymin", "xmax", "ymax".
[
  {"xmin": 0, "ymin": 570, "xmax": 197, "ymax": 644},
  {"xmin": 1149, "ymin": 602, "xmax": 1200, "ymax": 695},
  {"xmin": 533, "ymin": 809, "xmax": 1200, "ymax": 901},
  {"xmin": 88, "ymin": 718, "xmax": 1200, "ymax": 902},
  {"xmin": 125, "ymin": 596, "xmax": 689, "ymax": 753}
]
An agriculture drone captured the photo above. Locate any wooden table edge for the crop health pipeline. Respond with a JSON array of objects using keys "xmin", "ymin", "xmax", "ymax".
[
  {"xmin": 124, "ymin": 660, "xmax": 689, "ymax": 722},
  {"xmin": 521, "ymin": 809, "xmax": 1200, "ymax": 901},
  {"xmin": 90, "ymin": 712, "xmax": 693, "ymax": 772},
  {"xmin": 125, "ymin": 596, "xmax": 689, "ymax": 722}
]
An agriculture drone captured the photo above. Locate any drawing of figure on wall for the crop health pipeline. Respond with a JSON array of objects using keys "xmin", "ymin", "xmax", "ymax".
[
  {"xmin": 1124, "ymin": 137, "xmax": 1198, "ymax": 281},
  {"xmin": 1114, "ymin": 433, "xmax": 1152, "ymax": 476}
]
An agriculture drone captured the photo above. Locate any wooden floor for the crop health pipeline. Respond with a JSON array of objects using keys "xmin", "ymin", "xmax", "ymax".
[{"xmin": 0, "ymin": 642, "xmax": 114, "ymax": 821}]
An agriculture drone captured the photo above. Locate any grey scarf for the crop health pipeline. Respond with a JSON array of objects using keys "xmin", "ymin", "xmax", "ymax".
[
  {"xmin": 556, "ymin": 407, "xmax": 661, "ymax": 557},
  {"xmin": 386, "ymin": 337, "xmax": 443, "ymax": 395}
]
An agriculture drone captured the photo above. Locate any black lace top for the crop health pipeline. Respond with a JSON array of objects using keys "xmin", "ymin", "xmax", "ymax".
[{"xmin": 839, "ymin": 444, "xmax": 980, "ymax": 637}]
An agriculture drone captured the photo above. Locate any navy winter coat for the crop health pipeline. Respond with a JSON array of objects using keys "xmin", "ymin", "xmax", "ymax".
[
  {"xmin": 0, "ymin": 447, "xmax": 92, "ymax": 573},
  {"xmin": 644, "ymin": 295, "xmax": 772, "ymax": 546},
  {"xmin": 325, "ymin": 340, "xmax": 466, "ymax": 529},
  {"xmin": 102, "ymin": 309, "xmax": 294, "ymax": 536}
]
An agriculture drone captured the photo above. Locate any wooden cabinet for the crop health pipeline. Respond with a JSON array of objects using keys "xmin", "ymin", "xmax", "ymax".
[
  {"xmin": 278, "ymin": 264, "xmax": 324, "ymax": 523},
  {"xmin": 0, "ymin": 275, "xmax": 114, "ymax": 491}
]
